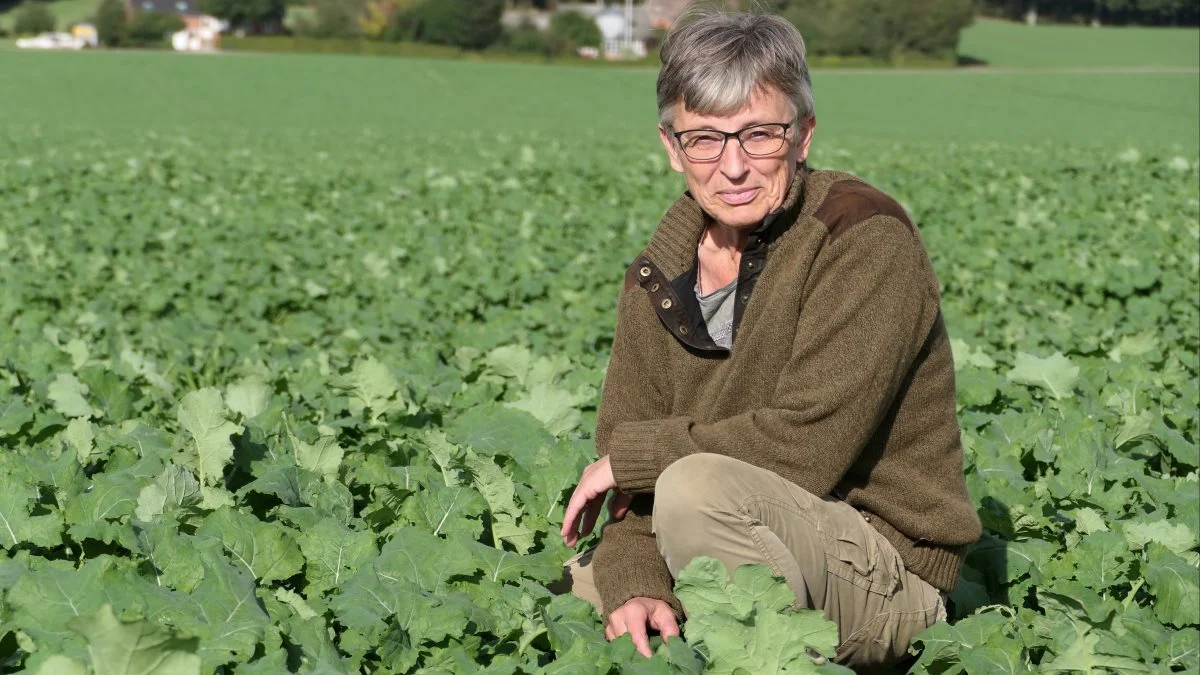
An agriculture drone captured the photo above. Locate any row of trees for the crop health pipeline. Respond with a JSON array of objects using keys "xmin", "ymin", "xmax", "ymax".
[
  {"xmin": 3, "ymin": 0, "xmax": 184, "ymax": 46},
  {"xmin": 206, "ymin": 0, "xmax": 602, "ymax": 56},
  {"xmin": 979, "ymin": 0, "xmax": 1198, "ymax": 25},
  {"xmin": 763, "ymin": 0, "xmax": 975, "ymax": 61}
]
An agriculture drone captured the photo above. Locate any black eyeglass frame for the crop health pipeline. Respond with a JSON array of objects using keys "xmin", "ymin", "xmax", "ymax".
[{"xmin": 670, "ymin": 118, "xmax": 799, "ymax": 161}]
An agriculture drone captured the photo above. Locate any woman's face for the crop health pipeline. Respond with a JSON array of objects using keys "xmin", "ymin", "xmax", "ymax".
[{"xmin": 658, "ymin": 86, "xmax": 813, "ymax": 232}]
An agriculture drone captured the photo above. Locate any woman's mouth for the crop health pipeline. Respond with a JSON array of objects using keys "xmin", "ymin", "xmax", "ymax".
[{"xmin": 718, "ymin": 188, "xmax": 759, "ymax": 205}]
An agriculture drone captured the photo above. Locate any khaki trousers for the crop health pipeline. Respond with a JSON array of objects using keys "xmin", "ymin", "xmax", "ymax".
[{"xmin": 558, "ymin": 453, "xmax": 947, "ymax": 671}]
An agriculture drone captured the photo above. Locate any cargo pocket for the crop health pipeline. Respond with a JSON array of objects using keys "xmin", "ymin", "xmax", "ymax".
[
  {"xmin": 823, "ymin": 505, "xmax": 898, "ymax": 598},
  {"xmin": 835, "ymin": 605, "xmax": 936, "ymax": 672}
]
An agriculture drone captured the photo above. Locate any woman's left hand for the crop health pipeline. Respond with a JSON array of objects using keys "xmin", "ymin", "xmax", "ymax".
[{"xmin": 561, "ymin": 455, "xmax": 618, "ymax": 547}]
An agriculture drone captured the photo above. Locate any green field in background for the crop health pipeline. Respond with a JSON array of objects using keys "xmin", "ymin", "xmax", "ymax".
[
  {"xmin": 959, "ymin": 18, "xmax": 1200, "ymax": 68},
  {"xmin": 1, "ymin": 50, "xmax": 1197, "ymax": 151}
]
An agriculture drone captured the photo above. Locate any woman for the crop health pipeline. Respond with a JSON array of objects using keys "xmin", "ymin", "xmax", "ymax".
[{"xmin": 557, "ymin": 9, "xmax": 980, "ymax": 671}]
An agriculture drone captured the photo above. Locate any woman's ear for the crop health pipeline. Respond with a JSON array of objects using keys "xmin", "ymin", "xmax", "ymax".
[
  {"xmin": 658, "ymin": 126, "xmax": 686, "ymax": 174},
  {"xmin": 797, "ymin": 116, "xmax": 816, "ymax": 162}
]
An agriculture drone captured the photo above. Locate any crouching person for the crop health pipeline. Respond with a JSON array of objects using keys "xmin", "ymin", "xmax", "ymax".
[{"xmin": 554, "ymin": 9, "xmax": 981, "ymax": 672}]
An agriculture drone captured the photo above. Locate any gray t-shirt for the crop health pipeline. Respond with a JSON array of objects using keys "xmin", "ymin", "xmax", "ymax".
[{"xmin": 696, "ymin": 279, "xmax": 737, "ymax": 349}]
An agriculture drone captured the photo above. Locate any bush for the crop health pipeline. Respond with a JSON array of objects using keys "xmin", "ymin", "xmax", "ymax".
[
  {"xmin": 779, "ymin": 0, "xmax": 972, "ymax": 60},
  {"xmin": 497, "ymin": 17, "xmax": 572, "ymax": 58},
  {"xmin": 94, "ymin": 0, "xmax": 129, "ymax": 47},
  {"xmin": 549, "ymin": 10, "xmax": 601, "ymax": 50},
  {"xmin": 126, "ymin": 10, "xmax": 184, "ymax": 47},
  {"xmin": 400, "ymin": 0, "xmax": 503, "ymax": 50},
  {"xmin": 295, "ymin": 0, "xmax": 362, "ymax": 39},
  {"xmin": 13, "ymin": 2, "xmax": 56, "ymax": 36}
]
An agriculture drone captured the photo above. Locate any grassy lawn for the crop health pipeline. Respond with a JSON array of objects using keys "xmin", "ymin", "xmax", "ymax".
[
  {"xmin": 0, "ymin": 50, "xmax": 1196, "ymax": 151},
  {"xmin": 959, "ymin": 17, "xmax": 1200, "ymax": 68}
]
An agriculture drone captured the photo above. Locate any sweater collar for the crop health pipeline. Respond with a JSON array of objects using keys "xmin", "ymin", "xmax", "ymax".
[{"xmin": 644, "ymin": 161, "xmax": 810, "ymax": 279}]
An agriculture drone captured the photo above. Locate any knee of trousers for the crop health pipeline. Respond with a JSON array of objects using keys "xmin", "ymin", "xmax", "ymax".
[{"xmin": 652, "ymin": 454, "xmax": 750, "ymax": 556}]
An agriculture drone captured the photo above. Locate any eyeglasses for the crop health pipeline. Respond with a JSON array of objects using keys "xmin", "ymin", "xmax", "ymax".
[{"xmin": 671, "ymin": 120, "xmax": 796, "ymax": 161}]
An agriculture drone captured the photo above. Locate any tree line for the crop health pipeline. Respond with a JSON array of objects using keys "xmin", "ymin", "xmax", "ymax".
[{"xmin": 978, "ymin": 0, "xmax": 1198, "ymax": 25}]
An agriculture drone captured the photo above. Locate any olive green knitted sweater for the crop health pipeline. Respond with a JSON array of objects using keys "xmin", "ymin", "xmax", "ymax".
[{"xmin": 590, "ymin": 165, "xmax": 981, "ymax": 617}]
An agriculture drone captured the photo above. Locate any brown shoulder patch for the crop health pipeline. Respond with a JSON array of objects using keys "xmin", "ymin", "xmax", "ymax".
[
  {"xmin": 812, "ymin": 180, "xmax": 913, "ymax": 242},
  {"xmin": 623, "ymin": 259, "xmax": 651, "ymax": 293}
]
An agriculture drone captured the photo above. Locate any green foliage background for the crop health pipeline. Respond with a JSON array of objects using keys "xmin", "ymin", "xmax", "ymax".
[{"xmin": 0, "ymin": 50, "xmax": 1197, "ymax": 673}]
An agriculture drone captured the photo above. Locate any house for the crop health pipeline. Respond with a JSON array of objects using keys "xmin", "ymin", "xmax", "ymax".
[{"xmin": 125, "ymin": 0, "xmax": 224, "ymax": 51}]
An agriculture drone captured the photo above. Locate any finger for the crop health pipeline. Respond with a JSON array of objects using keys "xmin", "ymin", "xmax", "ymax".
[
  {"xmin": 561, "ymin": 486, "xmax": 594, "ymax": 544},
  {"xmin": 605, "ymin": 613, "xmax": 626, "ymax": 642},
  {"xmin": 649, "ymin": 606, "xmax": 681, "ymax": 641},
  {"xmin": 609, "ymin": 492, "xmax": 632, "ymax": 520},
  {"xmin": 560, "ymin": 485, "xmax": 584, "ymax": 538},
  {"xmin": 560, "ymin": 474, "xmax": 604, "ymax": 539},
  {"xmin": 579, "ymin": 498, "xmax": 604, "ymax": 539},
  {"xmin": 628, "ymin": 618, "xmax": 653, "ymax": 658}
]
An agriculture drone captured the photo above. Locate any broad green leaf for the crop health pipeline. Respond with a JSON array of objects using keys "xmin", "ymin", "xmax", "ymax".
[
  {"xmin": 134, "ymin": 465, "xmax": 201, "ymax": 522},
  {"xmin": 1073, "ymin": 531, "xmax": 1131, "ymax": 590},
  {"xmin": 463, "ymin": 450, "xmax": 536, "ymax": 552},
  {"xmin": 65, "ymin": 418, "xmax": 97, "ymax": 465},
  {"xmin": 69, "ymin": 603, "xmax": 201, "ymax": 675},
  {"xmin": 234, "ymin": 650, "xmax": 289, "ymax": 675},
  {"xmin": 237, "ymin": 458, "xmax": 306, "ymax": 506},
  {"xmin": 909, "ymin": 611, "xmax": 1015, "ymax": 671},
  {"xmin": 505, "ymin": 382, "xmax": 583, "ymax": 437},
  {"xmin": 674, "ymin": 557, "xmax": 796, "ymax": 622},
  {"xmin": 7, "ymin": 556, "xmax": 117, "ymax": 657},
  {"xmin": 399, "ymin": 481, "xmax": 487, "ymax": 540},
  {"xmin": 1074, "ymin": 507, "xmax": 1109, "ymax": 534},
  {"xmin": 195, "ymin": 507, "xmax": 304, "ymax": 584},
  {"xmin": 332, "ymin": 356, "xmax": 414, "ymax": 422},
  {"xmin": 1123, "ymin": 519, "xmax": 1199, "ymax": 555},
  {"xmin": 176, "ymin": 388, "xmax": 242, "ymax": 487},
  {"xmin": 132, "ymin": 523, "xmax": 206, "ymax": 593},
  {"xmin": 1144, "ymin": 544, "xmax": 1200, "ymax": 628},
  {"xmin": 225, "ymin": 377, "xmax": 272, "ymax": 420},
  {"xmin": 674, "ymin": 558, "xmax": 843, "ymax": 673},
  {"xmin": 461, "ymin": 538, "xmax": 563, "ymax": 584},
  {"xmin": 1041, "ymin": 621, "xmax": 1150, "ymax": 673},
  {"xmin": 286, "ymin": 615, "xmax": 349, "ymax": 674},
  {"xmin": 483, "ymin": 345, "xmax": 534, "ymax": 381},
  {"xmin": 0, "ymin": 397, "xmax": 34, "ymax": 437},
  {"xmin": 64, "ymin": 467, "xmax": 143, "ymax": 544},
  {"xmin": 375, "ymin": 526, "xmax": 477, "ymax": 592},
  {"xmin": 49, "ymin": 374, "xmax": 98, "ymax": 419},
  {"xmin": 297, "ymin": 518, "xmax": 378, "ymax": 597},
  {"xmin": 448, "ymin": 404, "xmax": 552, "ymax": 471},
  {"xmin": 152, "ymin": 545, "xmax": 270, "ymax": 671},
  {"xmin": 0, "ymin": 480, "xmax": 62, "ymax": 550},
  {"xmin": 542, "ymin": 592, "xmax": 603, "ymax": 653},
  {"xmin": 1006, "ymin": 352, "xmax": 1080, "ymax": 400},
  {"xmin": 34, "ymin": 655, "xmax": 89, "ymax": 675},
  {"xmin": 289, "ymin": 430, "xmax": 344, "ymax": 482}
]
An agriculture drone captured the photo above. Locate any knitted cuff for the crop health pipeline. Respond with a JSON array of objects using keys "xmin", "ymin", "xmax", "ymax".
[
  {"xmin": 607, "ymin": 419, "xmax": 667, "ymax": 493},
  {"xmin": 597, "ymin": 567, "xmax": 684, "ymax": 620}
]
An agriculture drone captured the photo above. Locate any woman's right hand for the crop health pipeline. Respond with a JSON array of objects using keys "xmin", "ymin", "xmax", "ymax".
[{"xmin": 604, "ymin": 597, "xmax": 680, "ymax": 658}]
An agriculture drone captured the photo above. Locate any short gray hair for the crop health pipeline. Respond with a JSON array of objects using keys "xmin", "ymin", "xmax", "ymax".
[{"xmin": 656, "ymin": 9, "xmax": 814, "ymax": 130}]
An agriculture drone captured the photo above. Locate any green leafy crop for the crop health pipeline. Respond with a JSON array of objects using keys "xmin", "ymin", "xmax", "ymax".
[{"xmin": 0, "ymin": 126, "xmax": 1196, "ymax": 673}]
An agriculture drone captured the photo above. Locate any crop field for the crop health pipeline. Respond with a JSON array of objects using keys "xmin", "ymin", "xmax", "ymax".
[
  {"xmin": 958, "ymin": 18, "xmax": 1200, "ymax": 68},
  {"xmin": 0, "ymin": 51, "xmax": 1198, "ymax": 674}
]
